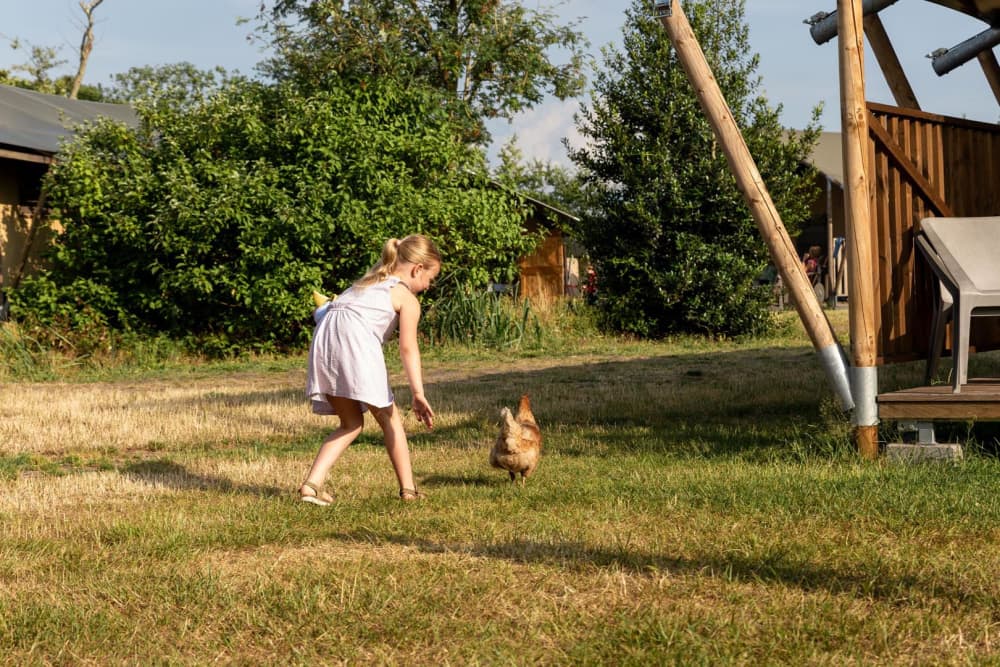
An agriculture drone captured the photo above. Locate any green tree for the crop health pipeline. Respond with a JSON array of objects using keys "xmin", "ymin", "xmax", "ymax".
[
  {"xmin": 12, "ymin": 80, "xmax": 535, "ymax": 354},
  {"xmin": 3, "ymin": 41, "xmax": 66, "ymax": 94},
  {"xmin": 3, "ymin": 0, "xmax": 108, "ymax": 100},
  {"xmin": 254, "ymin": 0, "xmax": 589, "ymax": 142},
  {"xmin": 101, "ymin": 62, "xmax": 237, "ymax": 111},
  {"xmin": 0, "ymin": 46, "xmax": 104, "ymax": 100},
  {"xmin": 569, "ymin": 0, "xmax": 820, "ymax": 338}
]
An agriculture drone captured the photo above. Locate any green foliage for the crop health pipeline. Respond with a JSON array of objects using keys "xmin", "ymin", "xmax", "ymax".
[
  {"xmin": 12, "ymin": 79, "xmax": 536, "ymax": 354},
  {"xmin": 569, "ymin": 0, "xmax": 821, "ymax": 338},
  {"xmin": 8, "ymin": 274, "xmax": 126, "ymax": 355},
  {"xmin": 255, "ymin": 0, "xmax": 589, "ymax": 142},
  {"xmin": 422, "ymin": 284, "xmax": 541, "ymax": 349},
  {"xmin": 100, "ymin": 63, "xmax": 237, "ymax": 111},
  {"xmin": 0, "ymin": 324, "xmax": 57, "ymax": 381},
  {"xmin": 3, "ymin": 41, "xmax": 66, "ymax": 93}
]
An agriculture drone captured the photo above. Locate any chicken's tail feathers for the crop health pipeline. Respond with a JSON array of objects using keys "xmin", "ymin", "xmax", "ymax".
[{"xmin": 515, "ymin": 394, "xmax": 537, "ymax": 426}]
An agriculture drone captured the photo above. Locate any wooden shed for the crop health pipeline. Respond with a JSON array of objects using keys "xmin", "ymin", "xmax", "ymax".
[{"xmin": 517, "ymin": 194, "xmax": 580, "ymax": 304}]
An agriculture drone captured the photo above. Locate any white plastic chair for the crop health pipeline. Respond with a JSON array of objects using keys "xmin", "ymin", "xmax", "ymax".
[{"xmin": 916, "ymin": 216, "xmax": 1000, "ymax": 393}]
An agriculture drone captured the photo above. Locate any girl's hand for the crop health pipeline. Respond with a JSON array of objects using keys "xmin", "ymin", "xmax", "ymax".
[{"xmin": 412, "ymin": 394, "xmax": 434, "ymax": 429}]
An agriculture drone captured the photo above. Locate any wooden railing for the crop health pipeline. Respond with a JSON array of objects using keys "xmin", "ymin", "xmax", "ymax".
[{"xmin": 867, "ymin": 102, "xmax": 1000, "ymax": 364}]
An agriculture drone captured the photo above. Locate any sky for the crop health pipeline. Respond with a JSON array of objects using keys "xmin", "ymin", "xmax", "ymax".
[{"xmin": 2, "ymin": 1, "xmax": 998, "ymax": 168}]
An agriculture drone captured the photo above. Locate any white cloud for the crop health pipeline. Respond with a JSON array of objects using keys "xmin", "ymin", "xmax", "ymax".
[{"xmin": 487, "ymin": 97, "xmax": 592, "ymax": 169}]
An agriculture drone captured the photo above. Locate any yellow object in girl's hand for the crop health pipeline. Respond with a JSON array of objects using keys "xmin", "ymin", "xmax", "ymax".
[
  {"xmin": 312, "ymin": 290, "xmax": 331, "ymax": 308},
  {"xmin": 312, "ymin": 291, "xmax": 337, "ymax": 324}
]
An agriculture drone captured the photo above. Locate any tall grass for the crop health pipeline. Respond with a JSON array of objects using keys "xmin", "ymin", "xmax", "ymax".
[
  {"xmin": 0, "ymin": 322, "xmax": 63, "ymax": 381},
  {"xmin": 423, "ymin": 284, "xmax": 543, "ymax": 349},
  {"xmin": 0, "ymin": 320, "xmax": 306, "ymax": 383}
]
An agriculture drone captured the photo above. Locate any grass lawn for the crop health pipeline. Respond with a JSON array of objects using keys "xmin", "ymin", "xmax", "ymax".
[{"xmin": 3, "ymin": 309, "xmax": 1000, "ymax": 665}]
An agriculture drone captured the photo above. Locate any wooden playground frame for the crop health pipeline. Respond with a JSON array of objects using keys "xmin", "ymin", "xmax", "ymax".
[{"xmin": 658, "ymin": 0, "xmax": 1000, "ymax": 453}]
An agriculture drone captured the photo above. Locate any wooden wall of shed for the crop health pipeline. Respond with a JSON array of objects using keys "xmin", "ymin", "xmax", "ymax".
[
  {"xmin": 1, "ymin": 161, "xmax": 26, "ymax": 291},
  {"xmin": 0, "ymin": 159, "xmax": 56, "ymax": 293},
  {"xmin": 518, "ymin": 227, "xmax": 565, "ymax": 305},
  {"xmin": 867, "ymin": 103, "xmax": 1000, "ymax": 364}
]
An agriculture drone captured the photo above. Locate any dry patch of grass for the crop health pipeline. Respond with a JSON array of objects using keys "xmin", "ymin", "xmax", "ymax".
[{"xmin": 1, "ymin": 370, "xmax": 320, "ymax": 456}]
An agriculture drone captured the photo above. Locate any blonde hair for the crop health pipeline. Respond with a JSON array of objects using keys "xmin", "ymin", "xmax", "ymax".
[{"xmin": 354, "ymin": 234, "xmax": 442, "ymax": 288}]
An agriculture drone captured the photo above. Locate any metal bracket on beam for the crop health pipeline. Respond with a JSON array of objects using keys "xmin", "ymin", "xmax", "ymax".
[
  {"xmin": 930, "ymin": 27, "xmax": 1000, "ymax": 76},
  {"xmin": 805, "ymin": 0, "xmax": 901, "ymax": 45},
  {"xmin": 654, "ymin": 0, "xmax": 673, "ymax": 19}
]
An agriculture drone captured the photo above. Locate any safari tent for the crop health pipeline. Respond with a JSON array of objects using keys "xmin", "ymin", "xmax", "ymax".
[{"xmin": 0, "ymin": 84, "xmax": 137, "ymax": 316}]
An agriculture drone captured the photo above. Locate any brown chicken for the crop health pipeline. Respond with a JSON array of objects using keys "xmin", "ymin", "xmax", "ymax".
[{"xmin": 490, "ymin": 394, "xmax": 542, "ymax": 484}]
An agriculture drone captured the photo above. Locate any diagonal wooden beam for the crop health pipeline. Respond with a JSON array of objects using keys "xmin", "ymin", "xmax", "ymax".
[
  {"xmin": 863, "ymin": 14, "xmax": 920, "ymax": 109},
  {"xmin": 654, "ymin": 0, "xmax": 854, "ymax": 412},
  {"xmin": 867, "ymin": 111, "xmax": 955, "ymax": 217},
  {"xmin": 977, "ymin": 48, "xmax": 1000, "ymax": 107}
]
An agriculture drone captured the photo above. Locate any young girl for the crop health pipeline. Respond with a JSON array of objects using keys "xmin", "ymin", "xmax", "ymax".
[{"xmin": 300, "ymin": 234, "xmax": 441, "ymax": 504}]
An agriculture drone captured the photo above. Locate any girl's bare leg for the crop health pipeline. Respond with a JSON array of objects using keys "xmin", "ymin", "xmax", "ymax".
[
  {"xmin": 368, "ymin": 403, "xmax": 416, "ymax": 493},
  {"xmin": 302, "ymin": 396, "xmax": 364, "ymax": 491}
]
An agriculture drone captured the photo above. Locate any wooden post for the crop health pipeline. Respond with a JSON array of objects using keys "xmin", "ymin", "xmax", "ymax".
[
  {"xmin": 977, "ymin": 49, "xmax": 1000, "ymax": 107},
  {"xmin": 655, "ymin": 1, "xmax": 853, "ymax": 411},
  {"xmin": 839, "ymin": 0, "xmax": 879, "ymax": 458},
  {"xmin": 825, "ymin": 179, "xmax": 836, "ymax": 307},
  {"xmin": 863, "ymin": 14, "xmax": 919, "ymax": 110}
]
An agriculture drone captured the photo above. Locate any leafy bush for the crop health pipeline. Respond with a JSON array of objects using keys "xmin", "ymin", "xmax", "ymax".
[
  {"xmin": 12, "ymin": 79, "xmax": 536, "ymax": 354},
  {"xmin": 7, "ymin": 275, "xmax": 126, "ymax": 355}
]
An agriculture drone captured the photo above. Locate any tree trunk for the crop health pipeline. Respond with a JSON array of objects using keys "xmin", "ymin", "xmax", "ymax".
[{"xmin": 69, "ymin": 0, "xmax": 105, "ymax": 99}]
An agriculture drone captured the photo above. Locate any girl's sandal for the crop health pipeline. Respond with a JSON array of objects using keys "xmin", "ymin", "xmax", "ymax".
[
  {"xmin": 300, "ymin": 481, "xmax": 334, "ymax": 506},
  {"xmin": 399, "ymin": 488, "xmax": 425, "ymax": 502}
]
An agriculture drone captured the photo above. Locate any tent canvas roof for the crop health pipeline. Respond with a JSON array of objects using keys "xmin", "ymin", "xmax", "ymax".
[
  {"xmin": 0, "ymin": 84, "xmax": 137, "ymax": 157},
  {"xmin": 799, "ymin": 131, "xmax": 845, "ymax": 188},
  {"xmin": 926, "ymin": 0, "xmax": 1000, "ymax": 24}
]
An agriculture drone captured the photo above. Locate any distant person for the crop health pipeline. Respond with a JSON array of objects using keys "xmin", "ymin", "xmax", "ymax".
[
  {"xmin": 300, "ymin": 234, "xmax": 441, "ymax": 505},
  {"xmin": 757, "ymin": 264, "xmax": 778, "ymax": 286},
  {"xmin": 802, "ymin": 245, "xmax": 824, "ymax": 286}
]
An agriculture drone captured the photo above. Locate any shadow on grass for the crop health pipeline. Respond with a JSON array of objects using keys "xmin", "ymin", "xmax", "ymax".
[
  {"xmin": 121, "ymin": 460, "xmax": 283, "ymax": 497},
  {"xmin": 414, "ymin": 345, "xmax": 848, "ymax": 460},
  {"xmin": 333, "ymin": 530, "xmax": 983, "ymax": 608}
]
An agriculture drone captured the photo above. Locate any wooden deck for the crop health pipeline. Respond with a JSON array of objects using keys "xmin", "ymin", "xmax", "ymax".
[{"xmin": 878, "ymin": 379, "xmax": 1000, "ymax": 420}]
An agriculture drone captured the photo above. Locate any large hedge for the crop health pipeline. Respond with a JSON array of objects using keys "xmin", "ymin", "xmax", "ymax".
[{"xmin": 11, "ymin": 80, "xmax": 535, "ymax": 353}]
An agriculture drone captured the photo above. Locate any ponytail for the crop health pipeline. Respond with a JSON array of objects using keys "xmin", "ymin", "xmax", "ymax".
[{"xmin": 355, "ymin": 235, "xmax": 441, "ymax": 288}]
